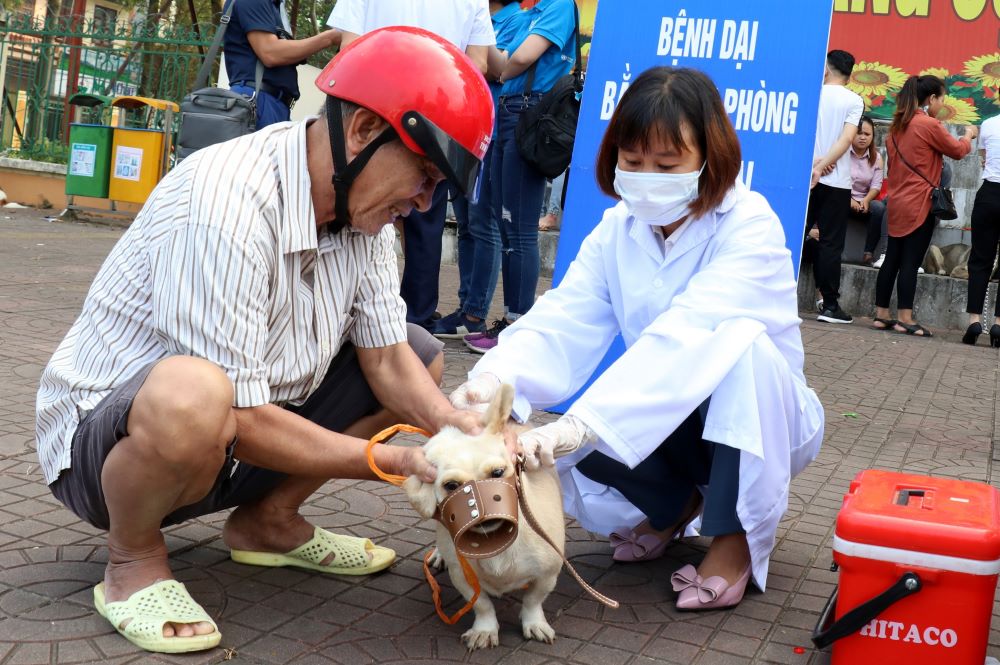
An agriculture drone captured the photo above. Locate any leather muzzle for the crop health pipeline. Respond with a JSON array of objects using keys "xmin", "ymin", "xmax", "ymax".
[{"xmin": 434, "ymin": 477, "xmax": 519, "ymax": 558}]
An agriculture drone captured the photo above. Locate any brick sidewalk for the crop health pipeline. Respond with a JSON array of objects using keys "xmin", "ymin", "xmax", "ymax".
[{"xmin": 0, "ymin": 209, "xmax": 998, "ymax": 664}]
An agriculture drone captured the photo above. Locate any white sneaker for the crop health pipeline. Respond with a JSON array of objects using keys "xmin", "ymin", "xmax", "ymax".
[
  {"xmin": 917, "ymin": 266, "xmax": 925, "ymax": 274},
  {"xmin": 872, "ymin": 254, "xmax": 885, "ymax": 268},
  {"xmin": 815, "ymin": 299, "xmax": 824, "ymax": 312}
]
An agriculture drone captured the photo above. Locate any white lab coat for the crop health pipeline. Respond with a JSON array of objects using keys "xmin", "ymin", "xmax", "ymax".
[{"xmin": 471, "ymin": 182, "xmax": 825, "ymax": 591}]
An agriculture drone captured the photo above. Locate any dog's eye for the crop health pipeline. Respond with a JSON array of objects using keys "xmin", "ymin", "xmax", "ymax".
[
  {"xmin": 443, "ymin": 481, "xmax": 461, "ymax": 492},
  {"xmin": 491, "ymin": 467, "xmax": 505, "ymax": 478}
]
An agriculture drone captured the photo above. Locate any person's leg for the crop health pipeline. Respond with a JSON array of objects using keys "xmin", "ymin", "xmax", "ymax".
[
  {"xmin": 689, "ymin": 442, "xmax": 749, "ymax": 586},
  {"xmin": 967, "ymin": 183, "xmax": 1000, "ymax": 320},
  {"xmin": 814, "ymin": 184, "xmax": 852, "ymax": 314},
  {"xmin": 539, "ymin": 170, "xmax": 565, "ymax": 230},
  {"xmin": 576, "ymin": 406, "xmax": 710, "ymax": 535},
  {"xmin": 867, "ymin": 199, "xmax": 887, "ymax": 257},
  {"xmin": 462, "ymin": 143, "xmax": 501, "ymax": 321},
  {"xmin": 48, "ymin": 356, "xmax": 236, "ymax": 639},
  {"xmin": 893, "ymin": 216, "xmax": 936, "ymax": 330},
  {"xmin": 453, "ymin": 184, "xmax": 472, "ymax": 312},
  {"xmin": 497, "ymin": 102, "xmax": 546, "ymax": 320},
  {"xmin": 874, "ymin": 233, "xmax": 903, "ymax": 323},
  {"xmin": 399, "ymin": 183, "xmax": 449, "ymax": 329}
]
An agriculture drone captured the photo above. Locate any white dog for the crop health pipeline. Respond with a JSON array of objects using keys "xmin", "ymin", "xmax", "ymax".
[{"xmin": 403, "ymin": 384, "xmax": 565, "ymax": 650}]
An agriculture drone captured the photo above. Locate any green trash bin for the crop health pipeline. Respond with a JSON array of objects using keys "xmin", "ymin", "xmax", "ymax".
[
  {"xmin": 66, "ymin": 93, "xmax": 113, "ymax": 198},
  {"xmin": 66, "ymin": 123, "xmax": 114, "ymax": 198}
]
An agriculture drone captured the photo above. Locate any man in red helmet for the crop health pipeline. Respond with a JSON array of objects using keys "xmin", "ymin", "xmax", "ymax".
[{"xmin": 35, "ymin": 27, "xmax": 494, "ymax": 654}]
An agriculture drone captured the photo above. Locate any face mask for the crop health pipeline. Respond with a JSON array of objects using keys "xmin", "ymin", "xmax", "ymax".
[{"xmin": 613, "ymin": 164, "xmax": 705, "ymax": 225}]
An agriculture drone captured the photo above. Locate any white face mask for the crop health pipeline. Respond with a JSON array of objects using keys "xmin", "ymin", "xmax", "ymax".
[{"xmin": 613, "ymin": 164, "xmax": 705, "ymax": 225}]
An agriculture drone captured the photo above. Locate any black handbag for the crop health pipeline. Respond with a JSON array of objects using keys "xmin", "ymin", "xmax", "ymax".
[
  {"xmin": 890, "ymin": 135, "xmax": 958, "ymax": 221},
  {"xmin": 513, "ymin": 2, "xmax": 583, "ymax": 179},
  {"xmin": 175, "ymin": 0, "xmax": 262, "ymax": 161}
]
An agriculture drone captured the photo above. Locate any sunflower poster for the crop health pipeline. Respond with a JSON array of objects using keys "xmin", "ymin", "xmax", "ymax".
[{"xmin": 829, "ymin": 2, "xmax": 1000, "ymax": 124}]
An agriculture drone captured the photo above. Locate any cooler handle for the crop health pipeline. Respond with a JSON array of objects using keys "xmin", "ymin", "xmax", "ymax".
[{"xmin": 811, "ymin": 571, "xmax": 921, "ymax": 649}]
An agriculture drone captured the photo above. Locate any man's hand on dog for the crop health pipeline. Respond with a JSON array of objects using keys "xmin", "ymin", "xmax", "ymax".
[{"xmin": 518, "ymin": 415, "xmax": 597, "ymax": 469}]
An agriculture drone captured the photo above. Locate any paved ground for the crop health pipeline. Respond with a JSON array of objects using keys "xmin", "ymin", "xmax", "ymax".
[{"xmin": 0, "ymin": 208, "xmax": 999, "ymax": 664}]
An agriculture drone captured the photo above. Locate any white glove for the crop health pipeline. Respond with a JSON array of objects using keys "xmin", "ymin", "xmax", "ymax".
[
  {"xmin": 449, "ymin": 372, "xmax": 501, "ymax": 413},
  {"xmin": 518, "ymin": 415, "xmax": 597, "ymax": 470}
]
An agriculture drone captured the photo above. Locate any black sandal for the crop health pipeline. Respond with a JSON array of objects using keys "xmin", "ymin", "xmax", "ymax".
[
  {"xmin": 895, "ymin": 322, "xmax": 933, "ymax": 338},
  {"xmin": 872, "ymin": 317, "xmax": 897, "ymax": 330}
]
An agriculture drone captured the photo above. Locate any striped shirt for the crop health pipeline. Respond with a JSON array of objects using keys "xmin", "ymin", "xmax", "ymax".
[{"xmin": 36, "ymin": 119, "xmax": 407, "ymax": 485}]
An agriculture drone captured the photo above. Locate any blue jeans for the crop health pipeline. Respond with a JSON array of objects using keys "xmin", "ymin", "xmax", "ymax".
[
  {"xmin": 229, "ymin": 86, "xmax": 291, "ymax": 130},
  {"xmin": 400, "ymin": 182, "xmax": 449, "ymax": 328},
  {"xmin": 493, "ymin": 95, "xmax": 547, "ymax": 318},
  {"xmin": 454, "ymin": 143, "xmax": 501, "ymax": 320}
]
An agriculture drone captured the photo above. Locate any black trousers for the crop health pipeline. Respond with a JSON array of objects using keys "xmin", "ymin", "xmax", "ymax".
[
  {"xmin": 967, "ymin": 181, "xmax": 1000, "ymax": 316},
  {"xmin": 400, "ymin": 182, "xmax": 450, "ymax": 329},
  {"xmin": 807, "ymin": 183, "xmax": 852, "ymax": 310},
  {"xmin": 575, "ymin": 401, "xmax": 743, "ymax": 537},
  {"xmin": 875, "ymin": 214, "xmax": 935, "ymax": 310}
]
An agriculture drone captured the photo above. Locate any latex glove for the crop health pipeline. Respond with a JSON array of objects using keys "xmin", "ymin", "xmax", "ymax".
[
  {"xmin": 449, "ymin": 372, "xmax": 500, "ymax": 413},
  {"xmin": 518, "ymin": 415, "xmax": 597, "ymax": 470}
]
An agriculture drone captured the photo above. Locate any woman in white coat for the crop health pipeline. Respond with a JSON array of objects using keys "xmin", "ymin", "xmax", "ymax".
[{"xmin": 451, "ymin": 67, "xmax": 824, "ymax": 610}]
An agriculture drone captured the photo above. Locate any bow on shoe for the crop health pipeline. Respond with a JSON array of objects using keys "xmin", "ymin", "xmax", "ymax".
[
  {"xmin": 670, "ymin": 564, "xmax": 726, "ymax": 603},
  {"xmin": 609, "ymin": 529, "xmax": 672, "ymax": 562}
]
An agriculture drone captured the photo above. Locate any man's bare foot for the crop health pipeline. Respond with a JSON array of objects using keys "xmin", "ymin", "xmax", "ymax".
[
  {"xmin": 222, "ymin": 504, "xmax": 373, "ymax": 567},
  {"xmin": 103, "ymin": 542, "xmax": 216, "ymax": 638},
  {"xmin": 696, "ymin": 533, "xmax": 751, "ymax": 584}
]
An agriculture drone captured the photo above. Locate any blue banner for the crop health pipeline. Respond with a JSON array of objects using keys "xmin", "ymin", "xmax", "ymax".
[{"xmin": 549, "ymin": 0, "xmax": 833, "ymax": 412}]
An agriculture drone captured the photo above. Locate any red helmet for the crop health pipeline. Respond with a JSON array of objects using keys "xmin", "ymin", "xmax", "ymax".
[{"xmin": 315, "ymin": 26, "xmax": 494, "ymax": 204}]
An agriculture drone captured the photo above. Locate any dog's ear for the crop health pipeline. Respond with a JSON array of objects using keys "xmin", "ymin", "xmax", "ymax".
[
  {"xmin": 483, "ymin": 383, "xmax": 514, "ymax": 435},
  {"xmin": 402, "ymin": 475, "xmax": 438, "ymax": 519}
]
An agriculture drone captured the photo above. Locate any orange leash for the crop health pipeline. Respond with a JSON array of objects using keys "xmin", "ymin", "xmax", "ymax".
[
  {"xmin": 366, "ymin": 424, "xmax": 482, "ymax": 624},
  {"xmin": 423, "ymin": 549, "xmax": 482, "ymax": 624},
  {"xmin": 365, "ymin": 424, "xmax": 432, "ymax": 486}
]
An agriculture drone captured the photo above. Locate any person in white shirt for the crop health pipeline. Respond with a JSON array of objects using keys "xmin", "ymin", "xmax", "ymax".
[
  {"xmin": 35, "ymin": 28, "xmax": 494, "ymax": 655},
  {"xmin": 808, "ymin": 50, "xmax": 864, "ymax": 325},
  {"xmin": 450, "ymin": 67, "xmax": 824, "ymax": 612},
  {"xmin": 328, "ymin": 0, "xmax": 498, "ymax": 332},
  {"xmin": 963, "ymin": 114, "xmax": 1000, "ymax": 346}
]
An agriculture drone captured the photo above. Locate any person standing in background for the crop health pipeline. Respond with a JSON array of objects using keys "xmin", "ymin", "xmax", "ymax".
[
  {"xmin": 808, "ymin": 50, "xmax": 864, "ymax": 325},
  {"xmin": 464, "ymin": 0, "xmax": 578, "ymax": 354},
  {"xmin": 224, "ymin": 0, "xmax": 341, "ymax": 129},
  {"xmin": 874, "ymin": 75, "xmax": 976, "ymax": 337},
  {"xmin": 328, "ymin": 0, "xmax": 496, "ymax": 333},
  {"xmin": 962, "ymin": 113, "xmax": 999, "ymax": 345},
  {"xmin": 434, "ymin": 0, "xmax": 530, "ymax": 339}
]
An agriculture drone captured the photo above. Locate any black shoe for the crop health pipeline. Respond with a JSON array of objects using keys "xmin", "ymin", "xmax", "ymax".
[
  {"xmin": 962, "ymin": 322, "xmax": 983, "ymax": 346},
  {"xmin": 990, "ymin": 324, "xmax": 1000, "ymax": 348},
  {"xmin": 817, "ymin": 306, "xmax": 854, "ymax": 324}
]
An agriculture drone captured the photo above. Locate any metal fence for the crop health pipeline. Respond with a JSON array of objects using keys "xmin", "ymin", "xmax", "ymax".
[{"xmin": 0, "ymin": 13, "xmax": 213, "ymax": 163}]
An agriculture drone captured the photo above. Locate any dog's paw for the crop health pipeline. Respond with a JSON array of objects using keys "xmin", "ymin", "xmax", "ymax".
[
  {"xmin": 522, "ymin": 619, "xmax": 555, "ymax": 643},
  {"xmin": 461, "ymin": 627, "xmax": 499, "ymax": 650},
  {"xmin": 427, "ymin": 547, "xmax": 446, "ymax": 570}
]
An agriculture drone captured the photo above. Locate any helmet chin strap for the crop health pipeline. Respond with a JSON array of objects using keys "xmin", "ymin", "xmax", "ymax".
[{"xmin": 325, "ymin": 98, "xmax": 398, "ymax": 232}]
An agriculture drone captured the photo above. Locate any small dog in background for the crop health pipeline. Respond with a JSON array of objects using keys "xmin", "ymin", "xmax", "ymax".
[{"xmin": 403, "ymin": 384, "xmax": 565, "ymax": 650}]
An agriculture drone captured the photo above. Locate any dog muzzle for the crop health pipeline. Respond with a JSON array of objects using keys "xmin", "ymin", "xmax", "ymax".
[{"xmin": 434, "ymin": 476, "xmax": 519, "ymax": 558}]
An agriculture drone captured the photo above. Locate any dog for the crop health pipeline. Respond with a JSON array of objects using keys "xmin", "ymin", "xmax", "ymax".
[{"xmin": 403, "ymin": 384, "xmax": 565, "ymax": 650}]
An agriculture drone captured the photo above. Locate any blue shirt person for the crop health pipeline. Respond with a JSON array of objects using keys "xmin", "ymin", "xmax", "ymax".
[
  {"xmin": 223, "ymin": 0, "xmax": 341, "ymax": 129},
  {"xmin": 500, "ymin": 0, "xmax": 577, "ymax": 98}
]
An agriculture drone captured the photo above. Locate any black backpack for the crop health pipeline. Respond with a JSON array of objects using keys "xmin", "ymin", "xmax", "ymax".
[{"xmin": 514, "ymin": 3, "xmax": 583, "ymax": 179}]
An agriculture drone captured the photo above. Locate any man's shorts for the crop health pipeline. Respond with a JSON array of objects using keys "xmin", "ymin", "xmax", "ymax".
[{"xmin": 49, "ymin": 324, "xmax": 444, "ymax": 530}]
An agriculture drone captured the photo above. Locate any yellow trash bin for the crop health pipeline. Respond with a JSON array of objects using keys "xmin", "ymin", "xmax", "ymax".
[{"xmin": 107, "ymin": 96, "xmax": 178, "ymax": 205}]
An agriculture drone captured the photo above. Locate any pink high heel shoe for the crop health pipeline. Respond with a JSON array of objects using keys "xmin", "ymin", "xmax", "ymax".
[
  {"xmin": 671, "ymin": 563, "xmax": 752, "ymax": 611},
  {"xmin": 609, "ymin": 504, "xmax": 702, "ymax": 563}
]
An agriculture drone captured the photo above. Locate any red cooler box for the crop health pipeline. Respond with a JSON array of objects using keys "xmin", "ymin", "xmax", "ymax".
[{"xmin": 812, "ymin": 470, "xmax": 1000, "ymax": 664}]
